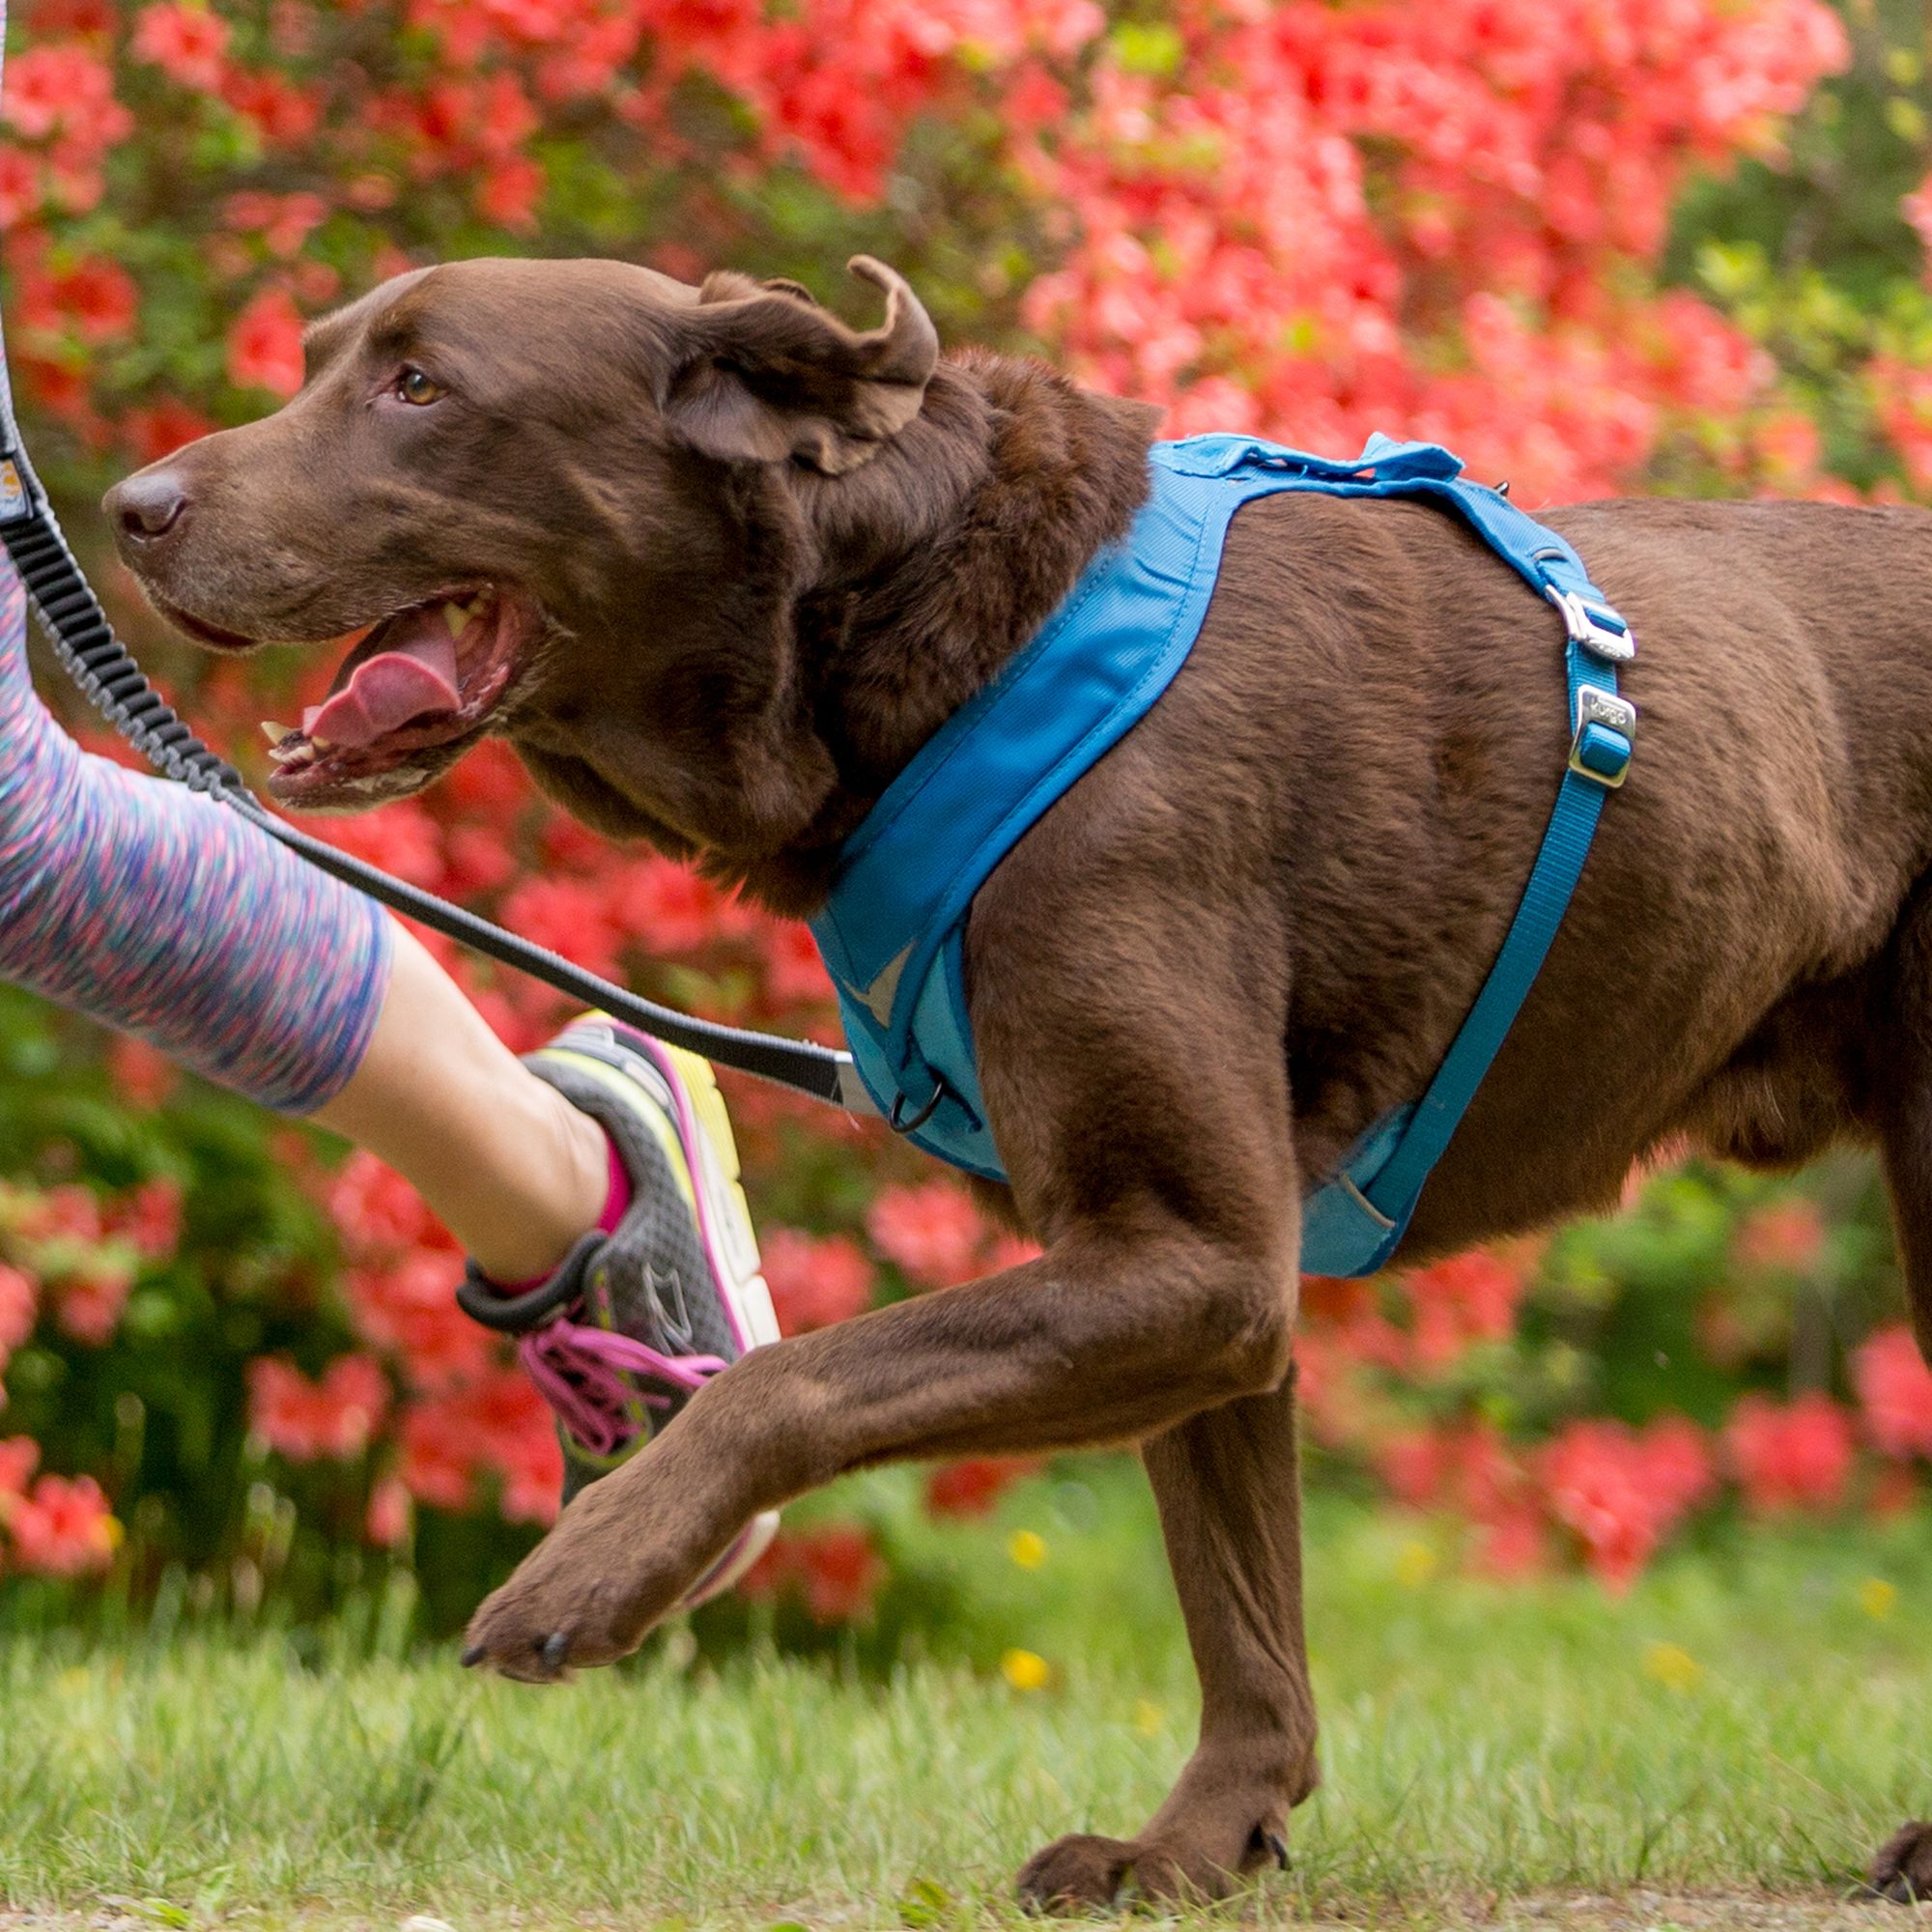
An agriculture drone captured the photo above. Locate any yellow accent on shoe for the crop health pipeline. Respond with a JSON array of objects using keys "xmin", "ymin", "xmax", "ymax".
[{"xmin": 541, "ymin": 1045, "xmax": 699, "ymax": 1218}]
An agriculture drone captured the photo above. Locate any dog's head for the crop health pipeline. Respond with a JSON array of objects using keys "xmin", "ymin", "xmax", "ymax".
[{"xmin": 103, "ymin": 254, "xmax": 939, "ymax": 836}]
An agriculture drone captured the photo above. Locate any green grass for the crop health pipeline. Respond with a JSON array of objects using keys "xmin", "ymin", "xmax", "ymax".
[{"xmin": 5, "ymin": 1482, "xmax": 1932, "ymax": 1928}]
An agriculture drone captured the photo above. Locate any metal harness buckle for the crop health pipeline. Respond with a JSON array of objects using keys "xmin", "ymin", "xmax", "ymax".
[
  {"xmin": 1548, "ymin": 584, "xmax": 1635, "ymax": 663},
  {"xmin": 1570, "ymin": 684, "xmax": 1635, "ymax": 788}
]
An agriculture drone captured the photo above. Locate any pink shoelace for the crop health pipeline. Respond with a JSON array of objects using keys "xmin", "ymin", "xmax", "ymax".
[{"xmin": 518, "ymin": 1317, "xmax": 727, "ymax": 1458}]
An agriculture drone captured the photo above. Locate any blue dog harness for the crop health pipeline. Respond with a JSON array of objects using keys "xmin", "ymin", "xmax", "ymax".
[{"xmin": 808, "ymin": 433, "xmax": 1635, "ymax": 1277}]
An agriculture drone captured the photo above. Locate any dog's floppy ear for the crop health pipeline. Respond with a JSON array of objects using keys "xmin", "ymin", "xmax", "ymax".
[{"xmin": 663, "ymin": 256, "xmax": 938, "ymax": 474}]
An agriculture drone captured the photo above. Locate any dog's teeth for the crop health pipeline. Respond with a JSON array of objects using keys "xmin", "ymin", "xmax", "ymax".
[
  {"xmin": 444, "ymin": 602, "xmax": 471, "ymax": 640},
  {"xmin": 309, "ymin": 735, "xmax": 336, "ymax": 753},
  {"xmin": 260, "ymin": 720, "xmax": 295, "ymax": 745}
]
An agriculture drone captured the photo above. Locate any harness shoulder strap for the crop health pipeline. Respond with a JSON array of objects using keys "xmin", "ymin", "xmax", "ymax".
[{"xmin": 1277, "ymin": 435, "xmax": 1636, "ymax": 1270}]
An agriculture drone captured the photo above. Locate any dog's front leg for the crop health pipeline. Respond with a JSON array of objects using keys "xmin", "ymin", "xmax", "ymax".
[
  {"xmin": 461, "ymin": 1208, "xmax": 1296, "ymax": 1680},
  {"xmin": 1017, "ymin": 1366, "xmax": 1318, "ymax": 1911},
  {"xmin": 465, "ymin": 840, "xmax": 1302, "ymax": 1687}
]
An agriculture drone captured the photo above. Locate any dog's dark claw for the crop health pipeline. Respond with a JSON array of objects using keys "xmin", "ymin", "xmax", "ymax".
[
  {"xmin": 540, "ymin": 1631, "xmax": 571, "ymax": 1671},
  {"xmin": 1254, "ymin": 1829, "xmax": 1290, "ymax": 1871},
  {"xmin": 459, "ymin": 1643, "xmax": 486, "ymax": 1668}
]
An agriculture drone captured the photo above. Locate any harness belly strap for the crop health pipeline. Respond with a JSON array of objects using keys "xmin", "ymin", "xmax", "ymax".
[{"xmin": 809, "ymin": 432, "xmax": 1634, "ymax": 1275}]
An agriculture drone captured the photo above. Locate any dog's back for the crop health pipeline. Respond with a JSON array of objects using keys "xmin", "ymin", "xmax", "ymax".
[{"xmin": 964, "ymin": 486, "xmax": 1932, "ymax": 1256}]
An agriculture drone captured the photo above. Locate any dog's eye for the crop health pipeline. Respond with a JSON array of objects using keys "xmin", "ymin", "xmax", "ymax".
[{"xmin": 395, "ymin": 366, "xmax": 445, "ymax": 407}]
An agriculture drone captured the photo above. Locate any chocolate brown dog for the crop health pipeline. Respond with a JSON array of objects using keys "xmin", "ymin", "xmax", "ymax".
[{"xmin": 105, "ymin": 254, "xmax": 1932, "ymax": 1908}]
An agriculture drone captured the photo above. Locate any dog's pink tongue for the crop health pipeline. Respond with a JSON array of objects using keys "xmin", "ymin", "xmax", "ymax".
[{"xmin": 302, "ymin": 623, "xmax": 461, "ymax": 748}]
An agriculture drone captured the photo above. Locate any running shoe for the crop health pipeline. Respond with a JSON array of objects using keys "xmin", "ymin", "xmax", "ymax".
[{"xmin": 456, "ymin": 1015, "xmax": 781, "ymax": 1606}]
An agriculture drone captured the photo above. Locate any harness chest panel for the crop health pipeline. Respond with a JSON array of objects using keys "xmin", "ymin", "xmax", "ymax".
[{"xmin": 809, "ymin": 433, "xmax": 1634, "ymax": 1277}]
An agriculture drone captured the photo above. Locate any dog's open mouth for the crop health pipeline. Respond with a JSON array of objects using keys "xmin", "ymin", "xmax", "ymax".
[{"xmin": 255, "ymin": 585, "xmax": 538, "ymax": 803}]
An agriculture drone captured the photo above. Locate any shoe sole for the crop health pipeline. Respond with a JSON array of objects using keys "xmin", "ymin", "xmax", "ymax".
[{"xmin": 679, "ymin": 1507, "xmax": 781, "ymax": 1608}]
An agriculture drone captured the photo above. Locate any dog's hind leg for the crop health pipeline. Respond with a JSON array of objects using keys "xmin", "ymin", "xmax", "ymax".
[
  {"xmin": 1860, "ymin": 882, "xmax": 1932, "ymax": 1903},
  {"xmin": 1015, "ymin": 1366, "xmax": 1318, "ymax": 1912}
]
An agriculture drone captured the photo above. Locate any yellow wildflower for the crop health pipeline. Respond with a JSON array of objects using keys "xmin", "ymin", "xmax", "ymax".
[
  {"xmin": 1642, "ymin": 1641, "xmax": 1701, "ymax": 1691},
  {"xmin": 1008, "ymin": 1528, "xmax": 1048, "ymax": 1570},
  {"xmin": 1002, "ymin": 1647, "xmax": 1051, "ymax": 1691},
  {"xmin": 1393, "ymin": 1540, "xmax": 1437, "ymax": 1588},
  {"xmin": 1859, "ymin": 1577, "xmax": 1898, "ymax": 1620}
]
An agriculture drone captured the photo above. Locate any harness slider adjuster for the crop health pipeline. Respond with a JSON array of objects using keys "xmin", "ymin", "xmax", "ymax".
[
  {"xmin": 1548, "ymin": 585, "xmax": 1634, "ymax": 663},
  {"xmin": 1569, "ymin": 684, "xmax": 1635, "ymax": 787}
]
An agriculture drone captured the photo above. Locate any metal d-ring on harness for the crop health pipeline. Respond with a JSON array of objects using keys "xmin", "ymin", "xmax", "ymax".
[{"xmin": 0, "ymin": 300, "xmax": 875, "ymax": 1117}]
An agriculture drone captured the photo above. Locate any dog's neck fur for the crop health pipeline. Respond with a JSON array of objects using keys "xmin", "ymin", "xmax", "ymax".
[
  {"xmin": 614, "ymin": 352, "xmax": 1157, "ymax": 916},
  {"xmin": 794, "ymin": 350, "xmax": 1158, "ymax": 750}
]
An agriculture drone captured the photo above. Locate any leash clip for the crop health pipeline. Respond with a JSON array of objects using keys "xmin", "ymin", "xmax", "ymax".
[
  {"xmin": 1548, "ymin": 585, "xmax": 1634, "ymax": 664},
  {"xmin": 1570, "ymin": 684, "xmax": 1635, "ymax": 788}
]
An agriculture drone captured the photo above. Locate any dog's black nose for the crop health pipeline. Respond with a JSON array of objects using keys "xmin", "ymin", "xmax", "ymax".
[{"xmin": 105, "ymin": 470, "xmax": 188, "ymax": 543}]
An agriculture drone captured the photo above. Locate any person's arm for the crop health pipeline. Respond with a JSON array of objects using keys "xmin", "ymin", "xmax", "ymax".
[{"xmin": 0, "ymin": 562, "xmax": 604, "ymax": 1278}]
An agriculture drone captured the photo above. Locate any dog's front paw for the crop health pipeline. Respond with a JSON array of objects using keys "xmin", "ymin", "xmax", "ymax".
[
  {"xmin": 459, "ymin": 1475, "xmax": 726, "ymax": 1683},
  {"xmin": 1869, "ymin": 1821, "xmax": 1932, "ymax": 1903}
]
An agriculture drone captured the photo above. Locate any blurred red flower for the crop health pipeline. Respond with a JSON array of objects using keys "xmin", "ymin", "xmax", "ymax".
[
  {"xmin": 762, "ymin": 1227, "xmax": 873, "ymax": 1333},
  {"xmin": 365, "ymin": 1474, "xmax": 412, "ymax": 1548},
  {"xmin": 395, "ymin": 1400, "xmax": 473, "ymax": 1512},
  {"xmin": 739, "ymin": 1520, "xmax": 888, "ymax": 1621},
  {"xmin": 221, "ymin": 65, "xmax": 322, "ymax": 143},
  {"xmin": 316, "ymin": 804, "xmax": 445, "ymax": 892},
  {"xmin": 346, "ymin": 1250, "xmax": 490, "ymax": 1388},
  {"xmin": 796, "ymin": 1522, "xmax": 887, "ymax": 1622},
  {"xmin": 499, "ymin": 874, "xmax": 625, "ymax": 980},
  {"xmin": 2, "ymin": 45, "xmax": 126, "ymax": 142},
  {"xmin": 55, "ymin": 1260, "xmax": 131, "ymax": 1345},
  {"xmin": 868, "ymin": 1180, "xmax": 985, "ymax": 1289},
  {"xmin": 1852, "ymin": 1323, "xmax": 1932, "ymax": 1461},
  {"xmin": 618, "ymin": 854, "xmax": 750, "ymax": 955},
  {"xmin": 1402, "ymin": 1249, "xmax": 1527, "ymax": 1368},
  {"xmin": 226, "ymin": 284, "xmax": 305, "ymax": 398},
  {"xmin": 477, "ymin": 154, "xmax": 544, "ymax": 228},
  {"xmin": 1733, "ymin": 1199, "xmax": 1827, "ymax": 1274},
  {"xmin": 108, "ymin": 1178, "xmax": 184, "ymax": 1262},
  {"xmin": 762, "ymin": 921, "xmax": 835, "ymax": 1007},
  {"xmin": 395, "ymin": 1372, "xmax": 560, "ymax": 1521},
  {"xmin": 8, "ymin": 1472, "xmax": 116, "ymax": 1574},
  {"xmin": 925, "ymin": 1456, "xmax": 1037, "ymax": 1519},
  {"xmin": 0, "ymin": 1437, "xmax": 39, "ymax": 1498},
  {"xmin": 131, "ymin": 3, "xmax": 231, "ymax": 90},
  {"xmin": 1724, "ymin": 1391, "xmax": 1855, "ymax": 1513},
  {"xmin": 247, "ymin": 1353, "xmax": 390, "ymax": 1461},
  {"xmin": 53, "ymin": 256, "xmax": 136, "ymax": 342},
  {"xmin": 0, "ymin": 1264, "xmax": 38, "ymax": 1357},
  {"xmin": 442, "ymin": 823, "xmax": 518, "ymax": 895},
  {"xmin": 327, "ymin": 1151, "xmax": 449, "ymax": 1262},
  {"xmin": 107, "ymin": 1035, "xmax": 177, "ymax": 1107},
  {"xmin": 1538, "ymin": 1415, "xmax": 1714, "ymax": 1592}
]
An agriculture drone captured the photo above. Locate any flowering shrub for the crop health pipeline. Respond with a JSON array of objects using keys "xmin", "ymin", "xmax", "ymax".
[{"xmin": 1, "ymin": 0, "xmax": 1931, "ymax": 1632}]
